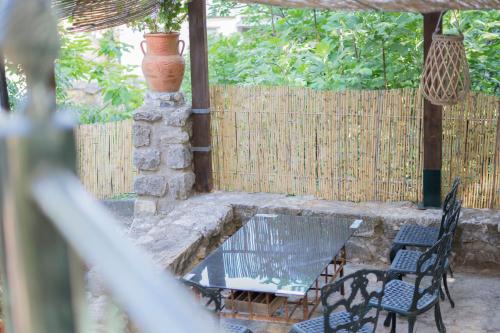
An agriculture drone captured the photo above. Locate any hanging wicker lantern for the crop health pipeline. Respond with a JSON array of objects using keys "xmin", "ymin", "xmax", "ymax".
[{"xmin": 421, "ymin": 13, "xmax": 470, "ymax": 106}]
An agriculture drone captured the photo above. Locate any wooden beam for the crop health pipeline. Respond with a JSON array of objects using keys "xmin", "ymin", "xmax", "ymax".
[
  {"xmin": 422, "ymin": 12, "xmax": 443, "ymax": 208},
  {"xmin": 0, "ymin": 53, "xmax": 10, "ymax": 112},
  {"xmin": 188, "ymin": 0, "xmax": 213, "ymax": 192}
]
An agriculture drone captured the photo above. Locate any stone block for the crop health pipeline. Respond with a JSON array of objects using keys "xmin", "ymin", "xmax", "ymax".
[
  {"xmin": 160, "ymin": 127, "xmax": 190, "ymax": 144},
  {"xmin": 186, "ymin": 119, "xmax": 193, "ymax": 138},
  {"xmin": 140, "ymin": 223, "xmax": 203, "ymax": 273},
  {"xmin": 168, "ymin": 171, "xmax": 195, "ymax": 199},
  {"xmin": 133, "ymin": 124, "xmax": 151, "ymax": 147},
  {"xmin": 134, "ymin": 149, "xmax": 161, "ymax": 171},
  {"xmin": 157, "ymin": 198, "xmax": 177, "ymax": 215},
  {"xmin": 129, "ymin": 216, "xmax": 161, "ymax": 239},
  {"xmin": 133, "ymin": 106, "xmax": 162, "ymax": 122},
  {"xmin": 134, "ymin": 198, "xmax": 157, "ymax": 216},
  {"xmin": 145, "ymin": 91, "xmax": 185, "ymax": 107},
  {"xmin": 134, "ymin": 175, "xmax": 167, "ymax": 197},
  {"xmin": 166, "ymin": 144, "xmax": 192, "ymax": 169},
  {"xmin": 165, "ymin": 106, "xmax": 191, "ymax": 127}
]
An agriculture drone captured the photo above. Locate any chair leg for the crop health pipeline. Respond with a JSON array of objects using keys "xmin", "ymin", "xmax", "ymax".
[
  {"xmin": 390, "ymin": 312, "xmax": 397, "ymax": 333},
  {"xmin": 384, "ymin": 312, "xmax": 392, "ymax": 327},
  {"xmin": 408, "ymin": 317, "xmax": 416, "ymax": 333},
  {"xmin": 439, "ymin": 284, "xmax": 445, "ymax": 300},
  {"xmin": 434, "ymin": 302, "xmax": 446, "ymax": 333},
  {"xmin": 434, "ymin": 303, "xmax": 441, "ymax": 332},
  {"xmin": 443, "ymin": 272, "xmax": 455, "ymax": 308}
]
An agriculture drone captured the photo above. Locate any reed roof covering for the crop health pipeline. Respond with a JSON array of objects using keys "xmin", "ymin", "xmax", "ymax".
[
  {"xmin": 53, "ymin": 0, "xmax": 500, "ymax": 32},
  {"xmin": 52, "ymin": 0, "xmax": 159, "ymax": 31}
]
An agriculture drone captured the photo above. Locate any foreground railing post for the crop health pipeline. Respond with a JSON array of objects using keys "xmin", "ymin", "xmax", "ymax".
[
  {"xmin": 0, "ymin": 114, "xmax": 80, "ymax": 333},
  {"xmin": 0, "ymin": 1, "xmax": 80, "ymax": 332}
]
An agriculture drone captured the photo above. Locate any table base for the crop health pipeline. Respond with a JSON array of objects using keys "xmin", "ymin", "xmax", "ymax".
[{"xmin": 219, "ymin": 246, "xmax": 346, "ymax": 324}]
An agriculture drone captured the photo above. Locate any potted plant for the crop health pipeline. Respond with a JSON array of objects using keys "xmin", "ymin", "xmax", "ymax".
[{"xmin": 135, "ymin": 0, "xmax": 187, "ymax": 92}]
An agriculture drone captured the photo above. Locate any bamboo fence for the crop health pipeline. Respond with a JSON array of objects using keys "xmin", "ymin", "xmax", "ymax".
[
  {"xmin": 210, "ymin": 85, "xmax": 499, "ymax": 209},
  {"xmin": 75, "ymin": 119, "xmax": 136, "ymax": 199},
  {"xmin": 74, "ymin": 86, "xmax": 499, "ymax": 209},
  {"xmin": 442, "ymin": 93, "xmax": 500, "ymax": 209}
]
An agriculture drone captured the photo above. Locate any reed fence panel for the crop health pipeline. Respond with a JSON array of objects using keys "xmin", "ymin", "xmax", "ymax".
[
  {"xmin": 442, "ymin": 94, "xmax": 499, "ymax": 209},
  {"xmin": 210, "ymin": 85, "xmax": 499, "ymax": 209},
  {"xmin": 74, "ymin": 86, "xmax": 498, "ymax": 209},
  {"xmin": 75, "ymin": 119, "xmax": 135, "ymax": 199}
]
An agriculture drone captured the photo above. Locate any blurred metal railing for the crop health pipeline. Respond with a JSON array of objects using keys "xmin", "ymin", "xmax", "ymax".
[{"xmin": 0, "ymin": 1, "xmax": 220, "ymax": 332}]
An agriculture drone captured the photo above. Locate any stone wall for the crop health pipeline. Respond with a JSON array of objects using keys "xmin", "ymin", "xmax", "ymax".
[
  {"xmin": 125, "ymin": 192, "xmax": 500, "ymax": 275},
  {"xmin": 132, "ymin": 91, "xmax": 195, "ymax": 218}
]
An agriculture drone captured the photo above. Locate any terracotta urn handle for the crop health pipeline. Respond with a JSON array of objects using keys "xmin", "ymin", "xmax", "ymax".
[
  {"xmin": 178, "ymin": 40, "xmax": 185, "ymax": 56},
  {"xmin": 140, "ymin": 40, "xmax": 147, "ymax": 55}
]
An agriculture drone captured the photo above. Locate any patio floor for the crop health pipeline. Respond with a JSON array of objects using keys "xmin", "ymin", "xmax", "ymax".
[{"xmin": 223, "ymin": 263, "xmax": 500, "ymax": 333}]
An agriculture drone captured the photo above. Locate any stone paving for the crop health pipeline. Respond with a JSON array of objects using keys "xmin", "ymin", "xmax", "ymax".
[{"xmin": 223, "ymin": 263, "xmax": 500, "ymax": 333}]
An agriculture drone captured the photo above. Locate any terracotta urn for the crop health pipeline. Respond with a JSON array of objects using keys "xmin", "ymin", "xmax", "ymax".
[{"xmin": 141, "ymin": 32, "xmax": 185, "ymax": 92}]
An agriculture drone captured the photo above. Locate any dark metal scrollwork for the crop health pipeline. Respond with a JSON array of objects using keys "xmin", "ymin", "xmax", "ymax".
[{"xmin": 321, "ymin": 269, "xmax": 387, "ymax": 333}]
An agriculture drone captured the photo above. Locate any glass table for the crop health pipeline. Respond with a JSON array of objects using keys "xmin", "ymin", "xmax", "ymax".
[{"xmin": 183, "ymin": 214, "xmax": 362, "ymax": 323}]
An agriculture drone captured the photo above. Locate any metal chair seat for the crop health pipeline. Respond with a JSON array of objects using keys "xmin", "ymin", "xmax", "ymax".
[
  {"xmin": 369, "ymin": 279, "xmax": 437, "ymax": 315},
  {"xmin": 223, "ymin": 322, "xmax": 254, "ymax": 333},
  {"xmin": 390, "ymin": 250, "xmax": 436, "ymax": 273},
  {"xmin": 390, "ymin": 177, "xmax": 460, "ymax": 264},
  {"xmin": 389, "ymin": 249, "xmax": 453, "ymax": 307},
  {"xmin": 290, "ymin": 312, "xmax": 374, "ymax": 333},
  {"xmin": 393, "ymin": 224, "xmax": 439, "ymax": 247}
]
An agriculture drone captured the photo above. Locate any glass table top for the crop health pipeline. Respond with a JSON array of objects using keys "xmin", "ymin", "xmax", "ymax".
[{"xmin": 184, "ymin": 214, "xmax": 362, "ymax": 296}]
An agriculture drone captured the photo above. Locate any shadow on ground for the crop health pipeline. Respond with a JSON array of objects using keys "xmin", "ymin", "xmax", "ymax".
[{"xmin": 223, "ymin": 263, "xmax": 500, "ymax": 333}]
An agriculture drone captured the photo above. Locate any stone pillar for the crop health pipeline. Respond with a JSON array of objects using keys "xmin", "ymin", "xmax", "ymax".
[{"xmin": 133, "ymin": 91, "xmax": 195, "ymax": 218}]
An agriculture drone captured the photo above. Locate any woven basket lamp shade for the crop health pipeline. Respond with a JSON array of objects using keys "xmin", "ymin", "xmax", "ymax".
[{"xmin": 421, "ymin": 21, "xmax": 471, "ymax": 106}]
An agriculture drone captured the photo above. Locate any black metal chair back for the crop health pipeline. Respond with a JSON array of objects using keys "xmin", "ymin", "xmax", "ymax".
[
  {"xmin": 182, "ymin": 280, "xmax": 223, "ymax": 313},
  {"xmin": 442, "ymin": 200, "xmax": 461, "ymax": 254},
  {"xmin": 321, "ymin": 269, "xmax": 387, "ymax": 333},
  {"xmin": 182, "ymin": 281, "xmax": 254, "ymax": 333},
  {"xmin": 439, "ymin": 177, "xmax": 460, "ymax": 237},
  {"xmin": 409, "ymin": 233, "xmax": 451, "ymax": 312}
]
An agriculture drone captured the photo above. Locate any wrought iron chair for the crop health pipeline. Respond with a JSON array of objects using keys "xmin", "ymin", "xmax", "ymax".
[
  {"xmin": 389, "ymin": 177, "xmax": 460, "ymax": 264},
  {"xmin": 389, "ymin": 200, "xmax": 461, "ymax": 308},
  {"xmin": 289, "ymin": 269, "xmax": 388, "ymax": 333},
  {"xmin": 182, "ymin": 280, "xmax": 254, "ymax": 333},
  {"xmin": 370, "ymin": 233, "xmax": 451, "ymax": 333}
]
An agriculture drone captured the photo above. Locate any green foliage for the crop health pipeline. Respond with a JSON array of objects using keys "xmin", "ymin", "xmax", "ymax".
[
  {"xmin": 5, "ymin": 63, "xmax": 26, "ymax": 109},
  {"xmin": 84, "ymin": 31, "xmax": 144, "ymax": 120},
  {"xmin": 56, "ymin": 30, "xmax": 93, "ymax": 104},
  {"xmin": 206, "ymin": 7, "xmax": 499, "ymax": 95},
  {"xmin": 181, "ymin": 55, "xmax": 192, "ymax": 100},
  {"xmin": 61, "ymin": 30, "xmax": 145, "ymax": 123},
  {"xmin": 456, "ymin": 11, "xmax": 499, "ymax": 95},
  {"xmin": 130, "ymin": 0, "xmax": 187, "ymax": 33},
  {"xmin": 158, "ymin": 0, "xmax": 187, "ymax": 33},
  {"xmin": 109, "ymin": 192, "xmax": 137, "ymax": 200},
  {"xmin": 7, "ymin": 28, "xmax": 145, "ymax": 123},
  {"xmin": 208, "ymin": 0, "xmax": 244, "ymax": 17}
]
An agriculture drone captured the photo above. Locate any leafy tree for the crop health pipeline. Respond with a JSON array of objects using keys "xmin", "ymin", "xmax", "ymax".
[
  {"xmin": 6, "ymin": 28, "xmax": 145, "ymax": 123},
  {"xmin": 456, "ymin": 10, "xmax": 499, "ymax": 95},
  {"xmin": 206, "ymin": 5, "xmax": 499, "ymax": 95},
  {"xmin": 84, "ymin": 31, "xmax": 144, "ymax": 121}
]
